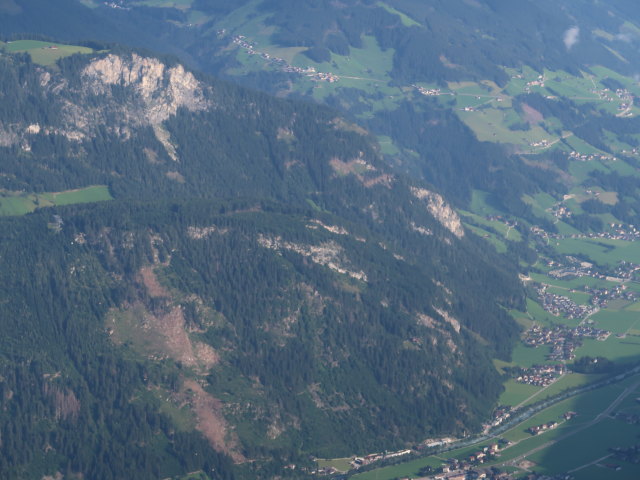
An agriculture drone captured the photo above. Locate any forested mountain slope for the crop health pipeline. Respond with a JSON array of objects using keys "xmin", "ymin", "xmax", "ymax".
[
  {"xmin": 0, "ymin": 48, "xmax": 523, "ymax": 479},
  {"xmin": 5, "ymin": 0, "xmax": 639, "ymax": 214}
]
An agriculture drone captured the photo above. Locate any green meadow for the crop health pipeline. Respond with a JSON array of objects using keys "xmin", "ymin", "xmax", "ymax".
[
  {"xmin": 3, "ymin": 39, "xmax": 93, "ymax": 66},
  {"xmin": 0, "ymin": 185, "xmax": 112, "ymax": 216}
]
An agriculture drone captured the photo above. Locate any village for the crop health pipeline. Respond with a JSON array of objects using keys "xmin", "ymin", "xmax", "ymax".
[
  {"xmin": 231, "ymin": 35, "xmax": 340, "ymax": 82},
  {"xmin": 523, "ymin": 324, "xmax": 610, "ymax": 361},
  {"xmin": 535, "ymin": 285, "xmax": 596, "ymax": 320},
  {"xmin": 585, "ymin": 283, "xmax": 637, "ymax": 308},
  {"xmin": 513, "ymin": 364, "xmax": 566, "ymax": 387},
  {"xmin": 566, "ymin": 151, "xmax": 618, "ymax": 162}
]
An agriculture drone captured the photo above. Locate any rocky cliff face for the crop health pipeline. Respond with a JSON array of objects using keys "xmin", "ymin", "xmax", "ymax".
[
  {"xmin": 82, "ymin": 53, "xmax": 209, "ymax": 125},
  {"xmin": 9, "ymin": 53, "xmax": 210, "ymax": 161},
  {"xmin": 411, "ymin": 187, "xmax": 465, "ymax": 238}
]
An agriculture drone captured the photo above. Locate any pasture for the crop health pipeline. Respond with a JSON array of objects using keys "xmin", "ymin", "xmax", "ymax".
[
  {"xmin": 3, "ymin": 39, "xmax": 93, "ymax": 66},
  {"xmin": 0, "ymin": 185, "xmax": 112, "ymax": 216}
]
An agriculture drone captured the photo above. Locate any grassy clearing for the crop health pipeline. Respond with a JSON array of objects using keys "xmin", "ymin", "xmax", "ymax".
[
  {"xmin": 3, "ymin": 39, "xmax": 93, "ymax": 66},
  {"xmin": 0, "ymin": 185, "xmax": 112, "ymax": 216},
  {"xmin": 465, "ymin": 224, "xmax": 507, "ymax": 253},
  {"xmin": 293, "ymin": 35, "xmax": 395, "ymax": 82},
  {"xmin": 376, "ymin": 2, "xmax": 420, "ymax": 27},
  {"xmin": 510, "ymin": 341, "xmax": 553, "ymax": 367},
  {"xmin": 317, "ymin": 457, "xmax": 352, "ymax": 473},
  {"xmin": 499, "ymin": 380, "xmax": 542, "ymax": 406},
  {"xmin": 469, "ymin": 190, "xmax": 503, "ymax": 216},
  {"xmin": 459, "ymin": 210, "xmax": 523, "ymax": 241}
]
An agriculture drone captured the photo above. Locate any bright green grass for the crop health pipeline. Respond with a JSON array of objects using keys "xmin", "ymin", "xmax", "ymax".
[
  {"xmin": 458, "ymin": 107, "xmax": 552, "ymax": 147},
  {"xmin": 546, "ymin": 286, "xmax": 591, "ymax": 305},
  {"xmin": 465, "ymin": 224, "xmax": 507, "ymax": 253},
  {"xmin": 376, "ymin": 2, "xmax": 420, "ymax": 27},
  {"xmin": 292, "ymin": 35, "xmax": 395, "ymax": 83},
  {"xmin": 52, "ymin": 185, "xmax": 112, "ymax": 205},
  {"xmin": 0, "ymin": 196, "xmax": 39, "ymax": 216},
  {"xmin": 605, "ymin": 156, "xmax": 640, "ymax": 178},
  {"xmin": 591, "ymin": 309, "xmax": 640, "ymax": 334},
  {"xmin": 459, "ymin": 211, "xmax": 523, "ymax": 241},
  {"xmin": 376, "ymin": 135, "xmax": 401, "ymax": 156},
  {"xmin": 3, "ymin": 40, "xmax": 93, "ymax": 66},
  {"xmin": 499, "ymin": 380, "xmax": 542, "ymax": 406},
  {"xmin": 511, "ymin": 340, "xmax": 554, "ymax": 367},
  {"xmin": 576, "ymin": 336, "xmax": 640, "ymax": 363},
  {"xmin": 564, "ymin": 135, "xmax": 604, "ymax": 156},
  {"xmin": 521, "ymin": 195, "xmax": 555, "ymax": 222},
  {"xmin": 519, "ymin": 373, "xmax": 607, "ymax": 408},
  {"xmin": 0, "ymin": 185, "xmax": 112, "ymax": 216},
  {"xmin": 469, "ymin": 190, "xmax": 502, "ymax": 216},
  {"xmin": 554, "ymin": 237, "xmax": 640, "ymax": 266}
]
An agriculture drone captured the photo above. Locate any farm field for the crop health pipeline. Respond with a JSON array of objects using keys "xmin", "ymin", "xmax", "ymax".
[
  {"xmin": 2, "ymin": 39, "xmax": 93, "ymax": 66},
  {"xmin": 0, "ymin": 186, "xmax": 112, "ymax": 216},
  {"xmin": 554, "ymin": 237, "xmax": 640, "ymax": 265}
]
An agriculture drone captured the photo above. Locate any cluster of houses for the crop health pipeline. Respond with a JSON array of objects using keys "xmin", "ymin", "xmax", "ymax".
[
  {"xmin": 421, "ymin": 445, "xmax": 501, "ymax": 480},
  {"xmin": 566, "ymin": 151, "xmax": 618, "ymax": 162},
  {"xmin": 514, "ymin": 364, "xmax": 566, "ymax": 387},
  {"xmin": 414, "ymin": 85, "xmax": 444, "ymax": 96},
  {"xmin": 529, "ymin": 139, "xmax": 551, "ymax": 148},
  {"xmin": 527, "ymin": 421, "xmax": 558, "ymax": 435},
  {"xmin": 523, "ymin": 75, "xmax": 545, "ymax": 93},
  {"xmin": 586, "ymin": 284, "xmax": 637, "ymax": 308},
  {"xmin": 605, "ymin": 223, "xmax": 640, "ymax": 241},
  {"xmin": 231, "ymin": 35, "xmax": 339, "ymax": 82},
  {"xmin": 536, "ymin": 285, "xmax": 596, "ymax": 319},
  {"xmin": 523, "ymin": 324, "xmax": 610, "ymax": 361},
  {"xmin": 546, "ymin": 257, "xmax": 637, "ymax": 285},
  {"xmin": 589, "ymin": 86, "xmax": 634, "ymax": 114},
  {"xmin": 103, "ymin": 1, "xmax": 129, "ymax": 9},
  {"xmin": 548, "ymin": 204, "xmax": 571, "ymax": 219},
  {"xmin": 483, "ymin": 406, "xmax": 513, "ymax": 432},
  {"xmin": 567, "ymin": 222, "xmax": 640, "ymax": 242},
  {"xmin": 620, "ymin": 147, "xmax": 640, "ymax": 156}
]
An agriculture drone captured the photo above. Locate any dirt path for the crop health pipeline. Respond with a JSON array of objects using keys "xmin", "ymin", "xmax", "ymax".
[{"xmin": 568, "ymin": 453, "xmax": 612, "ymax": 473}]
